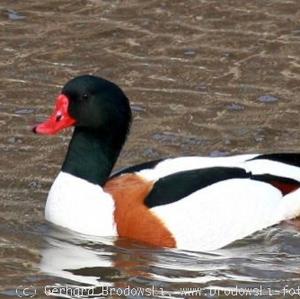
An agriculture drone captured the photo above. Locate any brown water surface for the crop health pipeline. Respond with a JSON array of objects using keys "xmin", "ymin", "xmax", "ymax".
[{"xmin": 1, "ymin": 0, "xmax": 300, "ymax": 298}]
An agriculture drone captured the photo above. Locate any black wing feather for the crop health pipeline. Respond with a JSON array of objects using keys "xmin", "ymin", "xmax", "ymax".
[
  {"xmin": 145, "ymin": 167, "xmax": 249, "ymax": 208},
  {"xmin": 144, "ymin": 166, "xmax": 300, "ymax": 208},
  {"xmin": 110, "ymin": 159, "xmax": 164, "ymax": 179},
  {"xmin": 249, "ymin": 153, "xmax": 300, "ymax": 167}
]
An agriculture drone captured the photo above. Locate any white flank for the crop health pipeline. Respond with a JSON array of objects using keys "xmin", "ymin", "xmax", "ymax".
[
  {"xmin": 138, "ymin": 155, "xmax": 258, "ymax": 181},
  {"xmin": 280, "ymin": 189, "xmax": 300, "ymax": 219},
  {"xmin": 151, "ymin": 179, "xmax": 300, "ymax": 251},
  {"xmin": 45, "ymin": 171, "xmax": 117, "ymax": 236}
]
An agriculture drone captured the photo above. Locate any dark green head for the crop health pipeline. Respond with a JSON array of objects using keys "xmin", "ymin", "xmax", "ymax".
[
  {"xmin": 62, "ymin": 75, "xmax": 132, "ymax": 139},
  {"xmin": 33, "ymin": 75, "xmax": 132, "ymax": 184}
]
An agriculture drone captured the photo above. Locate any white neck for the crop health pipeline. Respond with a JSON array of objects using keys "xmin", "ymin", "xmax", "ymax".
[{"xmin": 45, "ymin": 171, "xmax": 117, "ymax": 236}]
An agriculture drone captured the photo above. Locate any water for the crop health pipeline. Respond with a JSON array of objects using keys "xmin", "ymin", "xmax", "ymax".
[{"xmin": 1, "ymin": 0, "xmax": 300, "ymax": 298}]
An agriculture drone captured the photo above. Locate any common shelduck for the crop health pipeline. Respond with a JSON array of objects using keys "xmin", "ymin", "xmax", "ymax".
[{"xmin": 33, "ymin": 75, "xmax": 300, "ymax": 251}]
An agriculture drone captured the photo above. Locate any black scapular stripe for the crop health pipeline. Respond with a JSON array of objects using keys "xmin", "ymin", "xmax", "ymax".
[
  {"xmin": 144, "ymin": 167, "xmax": 300, "ymax": 208},
  {"xmin": 110, "ymin": 159, "xmax": 164, "ymax": 179},
  {"xmin": 145, "ymin": 167, "xmax": 249, "ymax": 208},
  {"xmin": 249, "ymin": 153, "xmax": 300, "ymax": 167}
]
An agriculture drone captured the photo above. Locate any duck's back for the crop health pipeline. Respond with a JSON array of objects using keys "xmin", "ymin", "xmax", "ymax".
[{"xmin": 107, "ymin": 154, "xmax": 300, "ymax": 251}]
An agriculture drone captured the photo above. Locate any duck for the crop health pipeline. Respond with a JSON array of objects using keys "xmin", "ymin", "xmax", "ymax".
[{"xmin": 33, "ymin": 75, "xmax": 300, "ymax": 252}]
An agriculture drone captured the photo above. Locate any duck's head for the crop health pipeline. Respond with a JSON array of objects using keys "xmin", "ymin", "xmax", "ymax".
[{"xmin": 33, "ymin": 75, "xmax": 132, "ymax": 139}]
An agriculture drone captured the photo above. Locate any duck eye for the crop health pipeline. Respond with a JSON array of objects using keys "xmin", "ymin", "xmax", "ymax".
[{"xmin": 82, "ymin": 93, "xmax": 89, "ymax": 100}]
